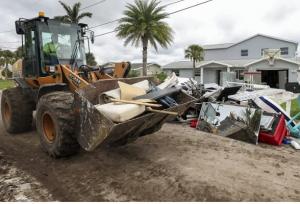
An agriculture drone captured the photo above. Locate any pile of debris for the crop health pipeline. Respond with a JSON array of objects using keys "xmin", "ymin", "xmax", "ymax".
[{"xmin": 175, "ymin": 74, "xmax": 300, "ymax": 150}]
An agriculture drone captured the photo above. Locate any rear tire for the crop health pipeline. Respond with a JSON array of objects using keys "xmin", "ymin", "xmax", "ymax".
[
  {"xmin": 36, "ymin": 91, "xmax": 80, "ymax": 158},
  {"xmin": 1, "ymin": 87, "xmax": 35, "ymax": 133}
]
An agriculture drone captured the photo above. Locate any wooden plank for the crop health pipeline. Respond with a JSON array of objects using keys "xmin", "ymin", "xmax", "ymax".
[
  {"xmin": 110, "ymin": 98, "xmax": 162, "ymax": 108},
  {"xmin": 146, "ymin": 107, "xmax": 178, "ymax": 116}
]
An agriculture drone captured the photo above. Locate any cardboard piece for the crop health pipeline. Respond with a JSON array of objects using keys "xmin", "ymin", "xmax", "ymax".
[
  {"xmin": 118, "ymin": 81, "xmax": 146, "ymax": 101},
  {"xmin": 98, "ymin": 80, "xmax": 149, "ymax": 103}
]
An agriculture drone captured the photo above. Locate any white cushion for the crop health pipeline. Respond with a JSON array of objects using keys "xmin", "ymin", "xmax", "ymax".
[
  {"xmin": 99, "ymin": 80, "xmax": 150, "ymax": 104},
  {"xmin": 95, "ymin": 103, "xmax": 145, "ymax": 123}
]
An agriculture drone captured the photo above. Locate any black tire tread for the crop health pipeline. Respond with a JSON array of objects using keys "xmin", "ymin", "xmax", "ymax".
[
  {"xmin": 1, "ymin": 87, "xmax": 34, "ymax": 133},
  {"xmin": 36, "ymin": 91, "xmax": 79, "ymax": 157}
]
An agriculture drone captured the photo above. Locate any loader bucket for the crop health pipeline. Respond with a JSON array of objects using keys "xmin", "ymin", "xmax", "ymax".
[{"xmin": 74, "ymin": 77, "xmax": 196, "ymax": 151}]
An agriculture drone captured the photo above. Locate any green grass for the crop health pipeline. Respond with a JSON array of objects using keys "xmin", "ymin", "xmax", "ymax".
[
  {"xmin": 281, "ymin": 98, "xmax": 300, "ymax": 117},
  {"xmin": 0, "ymin": 80, "xmax": 15, "ymax": 90}
]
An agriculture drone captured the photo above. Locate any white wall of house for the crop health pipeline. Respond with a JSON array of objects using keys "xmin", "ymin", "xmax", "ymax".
[
  {"xmin": 147, "ymin": 65, "xmax": 162, "ymax": 75},
  {"xmin": 179, "ymin": 69, "xmax": 193, "ymax": 78},
  {"xmin": 204, "ymin": 35, "xmax": 297, "ymax": 61},
  {"xmin": 203, "ymin": 67, "xmax": 227, "ymax": 84}
]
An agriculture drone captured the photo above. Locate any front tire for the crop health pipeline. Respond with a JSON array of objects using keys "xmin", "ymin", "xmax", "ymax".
[
  {"xmin": 1, "ymin": 87, "xmax": 35, "ymax": 133},
  {"xmin": 36, "ymin": 91, "xmax": 80, "ymax": 158}
]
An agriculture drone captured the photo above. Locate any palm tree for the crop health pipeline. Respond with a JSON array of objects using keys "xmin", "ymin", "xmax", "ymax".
[
  {"xmin": 116, "ymin": 0, "xmax": 173, "ymax": 76},
  {"xmin": 184, "ymin": 45, "xmax": 204, "ymax": 79},
  {"xmin": 86, "ymin": 52, "xmax": 97, "ymax": 66},
  {"xmin": 54, "ymin": 1, "xmax": 92, "ymax": 23}
]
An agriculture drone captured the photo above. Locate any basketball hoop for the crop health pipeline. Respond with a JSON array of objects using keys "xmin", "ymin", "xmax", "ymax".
[
  {"xmin": 263, "ymin": 49, "xmax": 280, "ymax": 66},
  {"xmin": 268, "ymin": 56, "xmax": 275, "ymax": 65}
]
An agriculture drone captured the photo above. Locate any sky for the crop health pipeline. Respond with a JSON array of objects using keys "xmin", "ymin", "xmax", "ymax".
[{"xmin": 0, "ymin": 0, "xmax": 299, "ymax": 65}]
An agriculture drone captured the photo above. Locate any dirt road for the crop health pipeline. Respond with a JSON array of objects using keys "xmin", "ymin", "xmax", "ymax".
[{"xmin": 1, "ymin": 113, "xmax": 300, "ymax": 201}]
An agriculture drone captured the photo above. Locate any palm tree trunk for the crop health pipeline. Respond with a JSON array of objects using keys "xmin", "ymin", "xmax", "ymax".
[
  {"xmin": 192, "ymin": 59, "xmax": 195, "ymax": 79},
  {"xmin": 5, "ymin": 61, "xmax": 8, "ymax": 80},
  {"xmin": 142, "ymin": 37, "xmax": 148, "ymax": 76}
]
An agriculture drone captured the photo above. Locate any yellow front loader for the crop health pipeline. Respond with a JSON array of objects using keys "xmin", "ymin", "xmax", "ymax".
[{"xmin": 1, "ymin": 13, "xmax": 195, "ymax": 158}]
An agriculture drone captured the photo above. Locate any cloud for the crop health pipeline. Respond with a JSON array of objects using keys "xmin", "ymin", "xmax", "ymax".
[{"xmin": 0, "ymin": 0, "xmax": 299, "ymax": 66}]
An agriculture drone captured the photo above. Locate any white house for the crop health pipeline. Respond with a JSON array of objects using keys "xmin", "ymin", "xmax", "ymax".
[
  {"xmin": 131, "ymin": 63, "xmax": 162, "ymax": 76},
  {"xmin": 162, "ymin": 34, "xmax": 300, "ymax": 89}
]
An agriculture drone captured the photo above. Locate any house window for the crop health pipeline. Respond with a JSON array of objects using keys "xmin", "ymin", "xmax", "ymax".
[
  {"xmin": 261, "ymin": 48, "xmax": 268, "ymax": 56},
  {"xmin": 195, "ymin": 69, "xmax": 201, "ymax": 76},
  {"xmin": 280, "ymin": 47, "xmax": 289, "ymax": 55},
  {"xmin": 172, "ymin": 70, "xmax": 179, "ymax": 76},
  {"xmin": 236, "ymin": 70, "xmax": 244, "ymax": 80},
  {"xmin": 241, "ymin": 49, "xmax": 248, "ymax": 56}
]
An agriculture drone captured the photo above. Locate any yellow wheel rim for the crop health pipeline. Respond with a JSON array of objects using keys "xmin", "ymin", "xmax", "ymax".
[
  {"xmin": 42, "ymin": 113, "xmax": 56, "ymax": 143},
  {"xmin": 3, "ymin": 102, "xmax": 11, "ymax": 125}
]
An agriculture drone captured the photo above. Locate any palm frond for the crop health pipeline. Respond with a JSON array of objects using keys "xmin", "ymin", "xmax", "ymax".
[{"xmin": 57, "ymin": 1, "xmax": 92, "ymax": 23}]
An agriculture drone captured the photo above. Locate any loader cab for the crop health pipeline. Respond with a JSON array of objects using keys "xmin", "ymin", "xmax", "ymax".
[{"xmin": 16, "ymin": 13, "xmax": 87, "ymax": 77}]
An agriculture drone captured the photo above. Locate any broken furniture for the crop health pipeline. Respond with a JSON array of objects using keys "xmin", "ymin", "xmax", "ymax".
[
  {"xmin": 198, "ymin": 102, "xmax": 262, "ymax": 144},
  {"xmin": 134, "ymin": 85, "xmax": 180, "ymax": 108},
  {"xmin": 254, "ymin": 96, "xmax": 296, "ymax": 127},
  {"xmin": 215, "ymin": 86, "xmax": 241, "ymax": 101},
  {"xmin": 95, "ymin": 103, "xmax": 146, "ymax": 123},
  {"xmin": 218, "ymin": 117, "xmax": 257, "ymax": 144},
  {"xmin": 259, "ymin": 113, "xmax": 287, "ymax": 145}
]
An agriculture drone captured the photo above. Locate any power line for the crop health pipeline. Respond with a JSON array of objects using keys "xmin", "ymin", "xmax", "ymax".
[
  {"xmin": 89, "ymin": 19, "xmax": 119, "ymax": 29},
  {"xmin": 94, "ymin": 30, "xmax": 116, "ymax": 38},
  {"xmin": 0, "ymin": 0, "xmax": 107, "ymax": 34},
  {"xmin": 80, "ymin": 0, "xmax": 106, "ymax": 11},
  {"xmin": 168, "ymin": 0, "xmax": 213, "ymax": 15},
  {"xmin": 90, "ymin": 0, "xmax": 190, "ymax": 30},
  {"xmin": 94, "ymin": 0, "xmax": 213, "ymax": 38},
  {"xmin": 164, "ymin": 0, "xmax": 187, "ymax": 7}
]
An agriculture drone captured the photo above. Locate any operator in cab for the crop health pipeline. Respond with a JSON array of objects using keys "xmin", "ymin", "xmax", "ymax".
[{"xmin": 43, "ymin": 33, "xmax": 60, "ymax": 65}]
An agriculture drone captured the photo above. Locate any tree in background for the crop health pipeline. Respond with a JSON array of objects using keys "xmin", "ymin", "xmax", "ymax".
[
  {"xmin": 127, "ymin": 70, "xmax": 140, "ymax": 78},
  {"xmin": 15, "ymin": 46, "xmax": 24, "ymax": 59},
  {"xmin": 0, "ymin": 50, "xmax": 16, "ymax": 79},
  {"xmin": 54, "ymin": 1, "xmax": 92, "ymax": 23},
  {"xmin": 116, "ymin": 0, "xmax": 173, "ymax": 76},
  {"xmin": 86, "ymin": 52, "xmax": 97, "ymax": 66},
  {"xmin": 155, "ymin": 72, "xmax": 167, "ymax": 83},
  {"xmin": 184, "ymin": 45, "xmax": 204, "ymax": 79}
]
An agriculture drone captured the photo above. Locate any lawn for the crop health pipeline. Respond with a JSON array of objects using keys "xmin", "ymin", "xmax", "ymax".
[
  {"xmin": 0, "ymin": 80, "xmax": 15, "ymax": 90},
  {"xmin": 281, "ymin": 98, "xmax": 300, "ymax": 117}
]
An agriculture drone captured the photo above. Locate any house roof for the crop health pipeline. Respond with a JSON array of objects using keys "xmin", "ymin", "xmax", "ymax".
[
  {"xmin": 162, "ymin": 57, "xmax": 300, "ymax": 70},
  {"xmin": 203, "ymin": 34, "xmax": 298, "ymax": 50},
  {"xmin": 202, "ymin": 43, "xmax": 234, "ymax": 50},
  {"xmin": 162, "ymin": 61, "xmax": 194, "ymax": 69},
  {"xmin": 197, "ymin": 61, "xmax": 232, "ymax": 67},
  {"xmin": 131, "ymin": 63, "xmax": 160, "ymax": 70},
  {"xmin": 162, "ymin": 59, "xmax": 255, "ymax": 69},
  {"xmin": 244, "ymin": 57, "xmax": 300, "ymax": 67}
]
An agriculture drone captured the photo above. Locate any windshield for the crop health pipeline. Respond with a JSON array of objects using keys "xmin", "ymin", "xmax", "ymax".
[{"xmin": 39, "ymin": 21, "xmax": 86, "ymax": 67}]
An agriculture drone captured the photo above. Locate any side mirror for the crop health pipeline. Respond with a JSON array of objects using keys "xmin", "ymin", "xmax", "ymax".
[
  {"xmin": 15, "ymin": 20, "xmax": 25, "ymax": 35},
  {"xmin": 90, "ymin": 31, "xmax": 95, "ymax": 44}
]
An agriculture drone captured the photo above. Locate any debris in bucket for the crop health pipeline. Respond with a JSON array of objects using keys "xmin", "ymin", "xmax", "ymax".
[{"xmin": 95, "ymin": 74, "xmax": 192, "ymax": 123}]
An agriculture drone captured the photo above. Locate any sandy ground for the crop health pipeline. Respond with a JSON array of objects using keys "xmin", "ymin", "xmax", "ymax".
[
  {"xmin": 0, "ymin": 151, "xmax": 53, "ymax": 201},
  {"xmin": 0, "ymin": 89, "xmax": 300, "ymax": 201}
]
